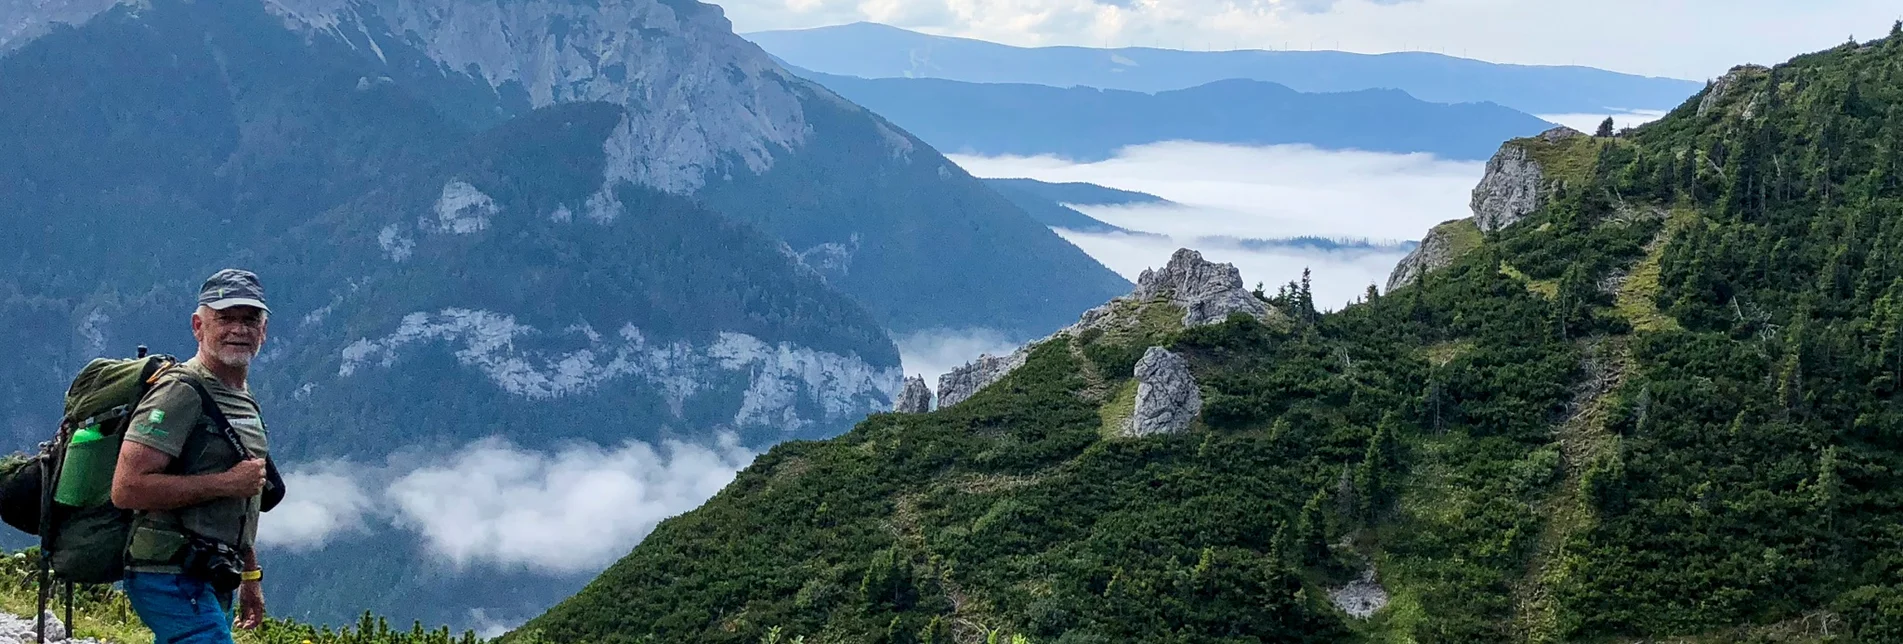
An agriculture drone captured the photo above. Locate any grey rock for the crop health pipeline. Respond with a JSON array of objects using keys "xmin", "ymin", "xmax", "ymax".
[
  {"xmin": 1470, "ymin": 141, "xmax": 1546, "ymax": 234},
  {"xmin": 894, "ymin": 375, "xmax": 932, "ymax": 413},
  {"xmin": 7, "ymin": 0, "xmax": 814, "ymax": 195},
  {"xmin": 1124, "ymin": 347, "xmax": 1200, "ymax": 437},
  {"xmin": 1698, "ymin": 64, "xmax": 1770, "ymax": 118},
  {"xmin": 1328, "ymin": 567, "xmax": 1390, "ymax": 619},
  {"xmin": 936, "ymin": 349, "xmax": 1029, "ymax": 409},
  {"xmin": 0, "ymin": 609, "xmax": 98, "ymax": 644},
  {"xmin": 1385, "ymin": 219, "xmax": 1475, "ymax": 292},
  {"xmin": 1537, "ymin": 125, "xmax": 1585, "ymax": 144},
  {"xmin": 1133, "ymin": 249, "xmax": 1273, "ymax": 327},
  {"xmin": 0, "ymin": 0, "xmax": 117, "ymax": 55},
  {"xmin": 274, "ymin": 0, "xmax": 810, "ymax": 196}
]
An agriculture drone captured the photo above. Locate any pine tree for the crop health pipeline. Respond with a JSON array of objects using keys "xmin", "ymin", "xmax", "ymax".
[
  {"xmin": 1596, "ymin": 116, "xmax": 1616, "ymax": 138},
  {"xmin": 1296, "ymin": 489, "xmax": 1332, "ymax": 568}
]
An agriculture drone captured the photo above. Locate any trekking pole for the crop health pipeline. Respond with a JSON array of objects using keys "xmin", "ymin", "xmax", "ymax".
[
  {"xmin": 63, "ymin": 581, "xmax": 73, "ymax": 641},
  {"xmin": 35, "ymin": 442, "xmax": 51, "ymax": 644}
]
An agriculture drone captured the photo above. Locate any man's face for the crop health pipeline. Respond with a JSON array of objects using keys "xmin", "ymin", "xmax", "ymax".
[{"xmin": 193, "ymin": 305, "xmax": 268, "ymax": 368}]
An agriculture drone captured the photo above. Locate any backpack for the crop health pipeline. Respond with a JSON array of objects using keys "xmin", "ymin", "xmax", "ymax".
[{"xmin": 0, "ymin": 348, "xmax": 286, "ymax": 581}]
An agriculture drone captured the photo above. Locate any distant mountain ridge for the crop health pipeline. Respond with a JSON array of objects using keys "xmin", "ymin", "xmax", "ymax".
[
  {"xmin": 791, "ymin": 68, "xmax": 1558, "ymax": 161},
  {"xmin": 746, "ymin": 22, "xmax": 1704, "ymax": 115}
]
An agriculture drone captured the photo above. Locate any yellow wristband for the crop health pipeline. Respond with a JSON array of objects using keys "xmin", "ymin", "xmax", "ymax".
[{"xmin": 241, "ymin": 569, "xmax": 262, "ymax": 582}]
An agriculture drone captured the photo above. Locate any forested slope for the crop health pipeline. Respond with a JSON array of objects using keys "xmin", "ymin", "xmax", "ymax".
[{"xmin": 512, "ymin": 28, "xmax": 1903, "ymax": 643}]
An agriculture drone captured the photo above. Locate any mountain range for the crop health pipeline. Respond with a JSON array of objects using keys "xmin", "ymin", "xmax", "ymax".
[
  {"xmin": 745, "ymin": 22, "xmax": 1705, "ymax": 116},
  {"xmin": 788, "ymin": 68, "xmax": 1559, "ymax": 161}
]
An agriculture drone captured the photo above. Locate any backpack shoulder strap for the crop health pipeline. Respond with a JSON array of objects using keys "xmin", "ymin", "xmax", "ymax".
[
  {"xmin": 169, "ymin": 371, "xmax": 284, "ymax": 512},
  {"xmin": 171, "ymin": 374, "xmax": 252, "ymax": 461}
]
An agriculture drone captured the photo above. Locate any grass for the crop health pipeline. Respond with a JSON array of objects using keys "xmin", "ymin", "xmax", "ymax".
[
  {"xmin": 1611, "ymin": 209, "xmax": 1695, "ymax": 334},
  {"xmin": 1420, "ymin": 341, "xmax": 1475, "ymax": 368},
  {"xmin": 1514, "ymin": 133, "xmax": 1618, "ymax": 189},
  {"xmin": 1499, "ymin": 263, "xmax": 1559, "ymax": 299},
  {"xmin": 1097, "ymin": 380, "xmax": 1139, "ymax": 439}
]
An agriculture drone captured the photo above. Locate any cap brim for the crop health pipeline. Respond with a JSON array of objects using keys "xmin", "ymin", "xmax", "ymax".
[{"xmin": 205, "ymin": 298, "xmax": 270, "ymax": 313}]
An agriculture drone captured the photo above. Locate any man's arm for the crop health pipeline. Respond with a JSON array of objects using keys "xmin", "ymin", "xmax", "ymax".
[
  {"xmin": 236, "ymin": 546, "xmax": 265, "ymax": 629},
  {"xmin": 110, "ymin": 441, "xmax": 263, "ymax": 512}
]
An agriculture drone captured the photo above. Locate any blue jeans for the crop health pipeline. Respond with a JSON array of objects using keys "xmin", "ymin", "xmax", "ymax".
[{"xmin": 123, "ymin": 572, "xmax": 234, "ymax": 644}]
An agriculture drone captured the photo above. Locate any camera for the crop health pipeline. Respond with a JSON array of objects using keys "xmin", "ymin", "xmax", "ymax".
[{"xmin": 179, "ymin": 534, "xmax": 244, "ymax": 593}]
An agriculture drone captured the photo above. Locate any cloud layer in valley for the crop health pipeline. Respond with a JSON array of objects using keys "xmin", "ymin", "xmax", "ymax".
[
  {"xmin": 257, "ymin": 434, "xmax": 757, "ymax": 574},
  {"xmin": 728, "ymin": 0, "xmax": 1902, "ymax": 80},
  {"xmin": 1536, "ymin": 109, "xmax": 1669, "ymax": 135},
  {"xmin": 951, "ymin": 141, "xmax": 1478, "ymax": 310}
]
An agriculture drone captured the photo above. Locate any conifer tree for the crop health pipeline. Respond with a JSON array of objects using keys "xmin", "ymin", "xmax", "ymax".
[{"xmin": 1596, "ymin": 117, "xmax": 1616, "ymax": 138}]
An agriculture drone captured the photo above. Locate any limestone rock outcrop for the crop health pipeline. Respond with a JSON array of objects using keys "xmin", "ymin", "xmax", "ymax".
[
  {"xmin": 1124, "ymin": 347, "xmax": 1201, "ymax": 437},
  {"xmin": 937, "ymin": 249, "xmax": 1271, "ymax": 410},
  {"xmin": 894, "ymin": 376, "xmax": 932, "ymax": 413},
  {"xmin": 1133, "ymin": 249, "xmax": 1274, "ymax": 327},
  {"xmin": 936, "ymin": 349, "xmax": 1029, "ymax": 409},
  {"xmin": 1471, "ymin": 137, "xmax": 1550, "ymax": 234},
  {"xmin": 1698, "ymin": 65, "xmax": 1770, "ymax": 117},
  {"xmin": 1386, "ymin": 219, "xmax": 1480, "ymax": 292}
]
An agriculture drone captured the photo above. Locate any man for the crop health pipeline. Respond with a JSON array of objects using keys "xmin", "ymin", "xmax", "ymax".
[{"xmin": 111, "ymin": 269, "xmax": 273, "ymax": 643}]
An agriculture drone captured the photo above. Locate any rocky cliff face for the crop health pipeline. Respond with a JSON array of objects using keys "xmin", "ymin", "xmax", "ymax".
[
  {"xmin": 1385, "ymin": 219, "xmax": 1481, "ymax": 292},
  {"xmin": 936, "ymin": 349, "xmax": 1029, "ymax": 409},
  {"xmin": 266, "ymin": 0, "xmax": 809, "ymax": 197},
  {"xmin": 893, "ymin": 375, "xmax": 931, "ymax": 413},
  {"xmin": 1388, "ymin": 126, "xmax": 1583, "ymax": 290},
  {"xmin": 1124, "ymin": 346, "xmax": 1200, "ymax": 437},
  {"xmin": 0, "ymin": 0, "xmax": 114, "ymax": 52},
  {"xmin": 1698, "ymin": 64, "xmax": 1770, "ymax": 117}
]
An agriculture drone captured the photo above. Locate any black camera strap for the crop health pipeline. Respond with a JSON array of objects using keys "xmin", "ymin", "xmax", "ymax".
[{"xmin": 178, "ymin": 375, "xmax": 282, "ymax": 578}]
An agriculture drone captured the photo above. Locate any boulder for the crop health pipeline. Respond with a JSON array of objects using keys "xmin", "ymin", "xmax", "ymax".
[
  {"xmin": 936, "ymin": 349, "xmax": 1029, "ymax": 409},
  {"xmin": 1124, "ymin": 347, "xmax": 1200, "ymax": 437}
]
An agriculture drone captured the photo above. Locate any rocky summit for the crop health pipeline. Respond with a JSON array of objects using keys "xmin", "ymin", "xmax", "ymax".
[
  {"xmin": 937, "ymin": 248, "xmax": 1268, "ymax": 410},
  {"xmin": 1133, "ymin": 248, "xmax": 1275, "ymax": 327}
]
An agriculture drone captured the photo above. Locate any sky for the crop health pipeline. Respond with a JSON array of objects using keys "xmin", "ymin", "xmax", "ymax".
[{"xmin": 721, "ymin": 0, "xmax": 1903, "ymax": 80}]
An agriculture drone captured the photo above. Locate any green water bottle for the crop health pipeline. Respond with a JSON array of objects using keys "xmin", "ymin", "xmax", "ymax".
[{"xmin": 54, "ymin": 425, "xmax": 114, "ymax": 507}]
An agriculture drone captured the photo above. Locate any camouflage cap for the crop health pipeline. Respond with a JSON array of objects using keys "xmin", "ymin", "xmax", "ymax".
[{"xmin": 198, "ymin": 268, "xmax": 270, "ymax": 313}]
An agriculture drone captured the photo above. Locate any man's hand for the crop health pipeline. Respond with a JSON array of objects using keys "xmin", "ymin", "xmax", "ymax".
[
  {"xmin": 221, "ymin": 459, "xmax": 267, "ymax": 499},
  {"xmin": 236, "ymin": 579, "xmax": 265, "ymax": 629}
]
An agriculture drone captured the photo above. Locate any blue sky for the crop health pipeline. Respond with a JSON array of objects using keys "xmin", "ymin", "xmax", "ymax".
[{"xmin": 723, "ymin": 0, "xmax": 1903, "ymax": 80}]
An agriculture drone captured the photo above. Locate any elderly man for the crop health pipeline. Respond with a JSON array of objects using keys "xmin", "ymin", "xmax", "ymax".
[{"xmin": 111, "ymin": 269, "xmax": 274, "ymax": 643}]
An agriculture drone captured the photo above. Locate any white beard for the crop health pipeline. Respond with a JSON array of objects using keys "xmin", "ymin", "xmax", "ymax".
[{"xmin": 214, "ymin": 347, "xmax": 256, "ymax": 367}]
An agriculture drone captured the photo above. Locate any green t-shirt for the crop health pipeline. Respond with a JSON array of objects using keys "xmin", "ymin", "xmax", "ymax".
[{"xmin": 121, "ymin": 359, "xmax": 271, "ymax": 572}]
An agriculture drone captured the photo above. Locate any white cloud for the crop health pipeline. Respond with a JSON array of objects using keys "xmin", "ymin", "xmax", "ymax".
[
  {"xmin": 385, "ymin": 434, "xmax": 756, "ymax": 573},
  {"xmin": 896, "ymin": 328, "xmax": 1024, "ymax": 387},
  {"xmin": 257, "ymin": 461, "xmax": 376, "ymax": 551},
  {"xmin": 726, "ymin": 0, "xmax": 1903, "ymax": 80},
  {"xmin": 951, "ymin": 141, "xmax": 1478, "ymax": 309},
  {"xmin": 1535, "ymin": 109, "xmax": 1668, "ymax": 135},
  {"xmin": 257, "ymin": 434, "xmax": 757, "ymax": 574},
  {"xmin": 951, "ymin": 142, "xmax": 1478, "ymax": 242}
]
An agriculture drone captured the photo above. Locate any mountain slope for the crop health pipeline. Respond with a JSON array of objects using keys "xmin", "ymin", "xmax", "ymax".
[
  {"xmin": 981, "ymin": 178, "xmax": 1172, "ymax": 208},
  {"xmin": 512, "ymin": 30, "xmax": 1903, "ymax": 643},
  {"xmin": 267, "ymin": 0, "xmax": 1131, "ymax": 338},
  {"xmin": 746, "ymin": 22, "xmax": 1703, "ymax": 115},
  {"xmin": 793, "ymin": 70, "xmax": 1557, "ymax": 161}
]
